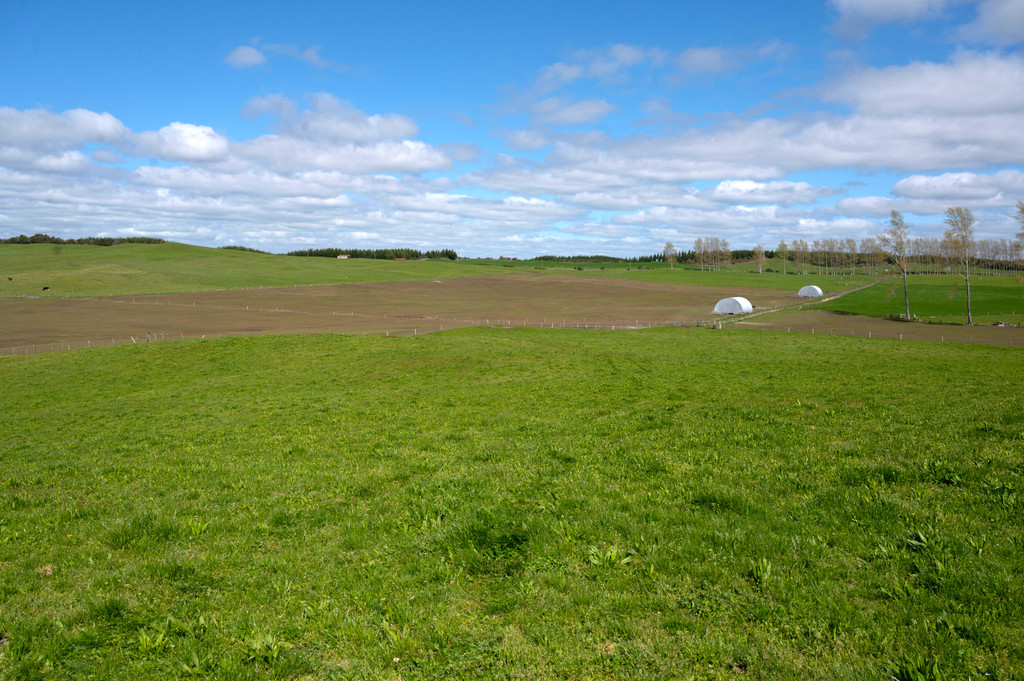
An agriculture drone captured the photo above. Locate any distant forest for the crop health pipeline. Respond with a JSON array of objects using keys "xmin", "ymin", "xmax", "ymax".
[
  {"xmin": 1, "ymin": 233, "xmax": 166, "ymax": 246},
  {"xmin": 287, "ymin": 247, "xmax": 459, "ymax": 260}
]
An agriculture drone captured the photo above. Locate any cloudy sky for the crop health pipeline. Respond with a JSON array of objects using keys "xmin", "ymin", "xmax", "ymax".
[{"xmin": 1, "ymin": 0, "xmax": 1023, "ymax": 257}]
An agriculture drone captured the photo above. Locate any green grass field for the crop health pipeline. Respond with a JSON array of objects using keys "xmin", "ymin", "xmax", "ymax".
[
  {"xmin": 461, "ymin": 257, "xmax": 876, "ymax": 292},
  {"xmin": 1, "ymin": 244, "xmax": 875, "ymax": 299},
  {"xmin": 2, "ymin": 329, "xmax": 1022, "ymax": 679},
  {"xmin": 814, "ymin": 275, "xmax": 1024, "ymax": 325},
  {"xmin": 0, "ymin": 244, "xmax": 498, "ymax": 298}
]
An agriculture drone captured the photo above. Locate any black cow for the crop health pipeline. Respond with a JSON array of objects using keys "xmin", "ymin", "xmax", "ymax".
[{"xmin": 42, "ymin": 286, "xmax": 50, "ymax": 291}]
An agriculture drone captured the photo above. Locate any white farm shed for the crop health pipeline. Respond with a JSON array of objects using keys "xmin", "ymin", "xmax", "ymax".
[
  {"xmin": 713, "ymin": 296, "xmax": 753, "ymax": 314},
  {"xmin": 798, "ymin": 285, "xmax": 823, "ymax": 298}
]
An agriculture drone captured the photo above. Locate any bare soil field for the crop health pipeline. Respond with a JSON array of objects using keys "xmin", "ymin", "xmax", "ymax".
[
  {"xmin": 1, "ymin": 273, "xmax": 794, "ymax": 352},
  {"xmin": 5, "ymin": 273, "xmax": 1020, "ymax": 354}
]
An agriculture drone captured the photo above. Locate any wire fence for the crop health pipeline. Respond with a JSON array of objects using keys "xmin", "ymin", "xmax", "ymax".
[{"xmin": 2, "ymin": 307, "xmax": 1020, "ymax": 356}]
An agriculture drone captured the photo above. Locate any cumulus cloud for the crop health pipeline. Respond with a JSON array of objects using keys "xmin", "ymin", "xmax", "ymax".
[
  {"xmin": 132, "ymin": 123, "xmax": 230, "ymax": 162},
  {"xmin": 823, "ymin": 50, "xmax": 1024, "ymax": 117},
  {"xmin": 243, "ymin": 93, "xmax": 419, "ymax": 143},
  {"xmin": 892, "ymin": 169, "xmax": 1024, "ymax": 198},
  {"xmin": 224, "ymin": 45, "xmax": 266, "ymax": 68},
  {"xmin": 708, "ymin": 180, "xmax": 842, "ymax": 206},
  {"xmin": 238, "ymin": 137, "xmax": 450, "ymax": 174},
  {"xmin": 0, "ymin": 107, "xmax": 126, "ymax": 149}
]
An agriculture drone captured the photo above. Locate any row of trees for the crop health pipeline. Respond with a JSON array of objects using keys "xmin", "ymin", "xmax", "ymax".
[
  {"xmin": 1, "ymin": 233, "xmax": 166, "ymax": 246},
  {"xmin": 286, "ymin": 247, "xmax": 459, "ymax": 260},
  {"xmin": 880, "ymin": 201, "xmax": 1024, "ymax": 325}
]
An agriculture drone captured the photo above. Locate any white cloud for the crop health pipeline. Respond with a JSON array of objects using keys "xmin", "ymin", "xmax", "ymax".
[
  {"xmin": 709, "ymin": 180, "xmax": 842, "ymax": 206},
  {"xmin": 244, "ymin": 93, "xmax": 419, "ymax": 143},
  {"xmin": 238, "ymin": 137, "xmax": 450, "ymax": 174},
  {"xmin": 676, "ymin": 47, "xmax": 736, "ymax": 76},
  {"xmin": 892, "ymin": 169, "xmax": 1024, "ymax": 198},
  {"xmin": 531, "ymin": 97, "xmax": 615, "ymax": 126},
  {"xmin": 957, "ymin": 0, "xmax": 1024, "ymax": 44},
  {"xmin": 824, "ymin": 50, "xmax": 1024, "ymax": 117},
  {"xmin": 224, "ymin": 45, "xmax": 266, "ymax": 68},
  {"xmin": 829, "ymin": 0, "xmax": 950, "ymax": 36},
  {"xmin": 0, "ymin": 107, "xmax": 126, "ymax": 149},
  {"xmin": 132, "ymin": 123, "xmax": 230, "ymax": 162},
  {"xmin": 504, "ymin": 130, "xmax": 550, "ymax": 151},
  {"xmin": 263, "ymin": 42, "xmax": 340, "ymax": 69}
]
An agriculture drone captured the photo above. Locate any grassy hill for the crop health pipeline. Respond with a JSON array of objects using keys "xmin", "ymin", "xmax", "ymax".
[
  {"xmin": 0, "ymin": 243, "xmax": 497, "ymax": 297},
  {"xmin": 2, "ymin": 328, "xmax": 1021, "ymax": 679},
  {"xmin": 3, "ymin": 244, "xmax": 885, "ymax": 299}
]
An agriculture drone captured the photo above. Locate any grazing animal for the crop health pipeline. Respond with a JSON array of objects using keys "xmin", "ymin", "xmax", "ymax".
[
  {"xmin": 6, "ymin": 277, "xmax": 10, "ymax": 281},
  {"xmin": 42, "ymin": 286, "xmax": 49, "ymax": 291}
]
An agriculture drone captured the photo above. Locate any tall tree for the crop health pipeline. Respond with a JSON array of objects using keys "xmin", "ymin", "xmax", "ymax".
[
  {"xmin": 777, "ymin": 240, "xmax": 788, "ymax": 274},
  {"xmin": 879, "ymin": 210, "xmax": 912, "ymax": 319},
  {"xmin": 753, "ymin": 243, "xmax": 765, "ymax": 274},
  {"xmin": 663, "ymin": 241, "xmax": 677, "ymax": 269},
  {"xmin": 1016, "ymin": 200, "xmax": 1024, "ymax": 253},
  {"xmin": 943, "ymin": 206, "xmax": 976, "ymax": 325}
]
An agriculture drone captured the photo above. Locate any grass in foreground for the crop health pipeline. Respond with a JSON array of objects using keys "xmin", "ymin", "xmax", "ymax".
[{"xmin": 1, "ymin": 329, "xmax": 1022, "ymax": 679}]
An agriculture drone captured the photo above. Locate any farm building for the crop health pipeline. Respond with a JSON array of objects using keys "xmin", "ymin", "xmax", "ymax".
[
  {"xmin": 713, "ymin": 296, "xmax": 753, "ymax": 314},
  {"xmin": 798, "ymin": 285, "xmax": 823, "ymax": 298},
  {"xmin": 337, "ymin": 254, "xmax": 350, "ymax": 259}
]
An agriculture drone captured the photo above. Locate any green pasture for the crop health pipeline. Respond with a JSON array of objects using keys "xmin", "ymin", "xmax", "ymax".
[
  {"xmin": 2, "ymin": 329, "xmax": 1022, "ymax": 679},
  {"xmin": 0, "ymin": 244, "xmax": 496, "ymax": 298},
  {"xmin": 461, "ymin": 257, "xmax": 875, "ymax": 292},
  {"xmin": 1, "ymin": 244, "xmax": 878, "ymax": 299},
  {"xmin": 814, "ymin": 275, "xmax": 1024, "ymax": 325}
]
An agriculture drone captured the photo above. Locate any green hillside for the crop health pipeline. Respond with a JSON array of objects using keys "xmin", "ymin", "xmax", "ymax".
[
  {"xmin": 2, "ymin": 328, "xmax": 1021, "ymax": 679},
  {"xmin": 0, "ymin": 243, "xmax": 496, "ymax": 297}
]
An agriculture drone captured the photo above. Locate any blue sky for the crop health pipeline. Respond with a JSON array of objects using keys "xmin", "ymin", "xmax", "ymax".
[{"xmin": 1, "ymin": 0, "xmax": 1022, "ymax": 256}]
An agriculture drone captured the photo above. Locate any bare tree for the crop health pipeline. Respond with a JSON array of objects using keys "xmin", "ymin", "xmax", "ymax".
[
  {"xmin": 792, "ymin": 239, "xmax": 810, "ymax": 274},
  {"xmin": 943, "ymin": 206, "xmax": 976, "ymax": 325},
  {"xmin": 860, "ymin": 237, "xmax": 882, "ymax": 275},
  {"xmin": 845, "ymin": 238, "xmax": 858, "ymax": 275},
  {"xmin": 1016, "ymin": 200, "xmax": 1024, "ymax": 255},
  {"xmin": 879, "ymin": 210, "xmax": 912, "ymax": 319},
  {"xmin": 663, "ymin": 241, "xmax": 677, "ymax": 269},
  {"xmin": 753, "ymin": 243, "xmax": 765, "ymax": 273}
]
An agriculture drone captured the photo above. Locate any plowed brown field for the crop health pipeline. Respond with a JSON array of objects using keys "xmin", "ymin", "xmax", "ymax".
[{"xmin": 3, "ymin": 273, "xmax": 1021, "ymax": 353}]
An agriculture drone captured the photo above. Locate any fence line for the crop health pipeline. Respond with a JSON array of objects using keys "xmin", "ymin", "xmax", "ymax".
[{"xmin": 2, "ymin": 315, "xmax": 1019, "ymax": 356}]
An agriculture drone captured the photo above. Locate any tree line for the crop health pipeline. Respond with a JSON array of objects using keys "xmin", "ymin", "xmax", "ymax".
[
  {"xmin": 1, "ymin": 233, "xmax": 166, "ymax": 246},
  {"xmin": 878, "ymin": 201, "xmax": 1024, "ymax": 325},
  {"xmin": 286, "ymin": 247, "xmax": 459, "ymax": 260}
]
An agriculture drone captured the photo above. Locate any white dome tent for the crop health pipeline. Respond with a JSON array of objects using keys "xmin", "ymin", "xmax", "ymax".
[
  {"xmin": 713, "ymin": 296, "xmax": 753, "ymax": 315},
  {"xmin": 798, "ymin": 285, "xmax": 823, "ymax": 298}
]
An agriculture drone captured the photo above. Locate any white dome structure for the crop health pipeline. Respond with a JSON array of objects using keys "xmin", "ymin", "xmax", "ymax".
[
  {"xmin": 798, "ymin": 285, "xmax": 823, "ymax": 298},
  {"xmin": 713, "ymin": 296, "xmax": 753, "ymax": 315}
]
